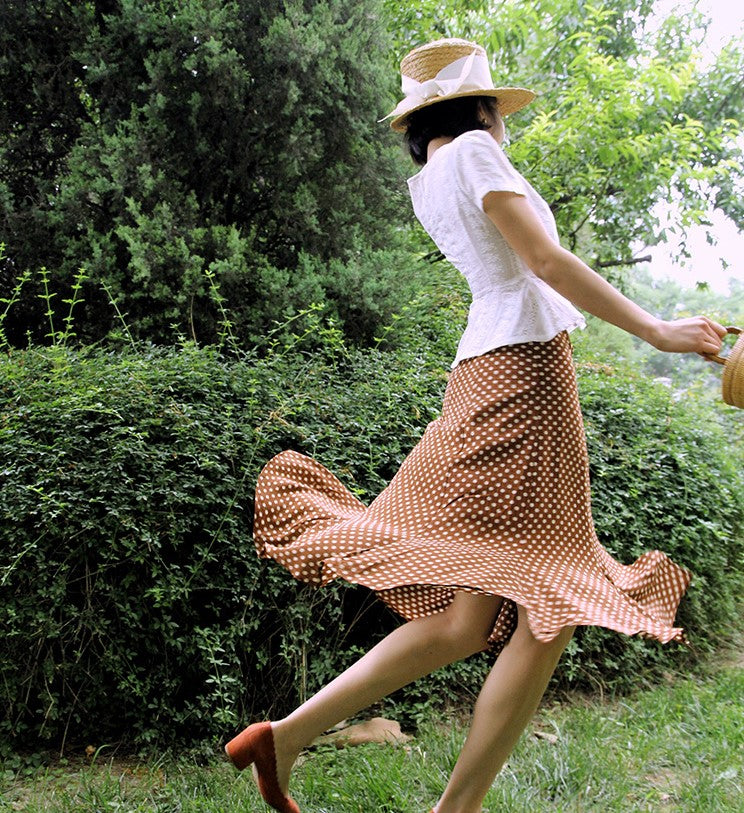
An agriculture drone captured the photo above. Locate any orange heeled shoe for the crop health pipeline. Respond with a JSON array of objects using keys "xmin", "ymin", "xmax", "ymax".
[{"xmin": 224, "ymin": 722, "xmax": 300, "ymax": 813}]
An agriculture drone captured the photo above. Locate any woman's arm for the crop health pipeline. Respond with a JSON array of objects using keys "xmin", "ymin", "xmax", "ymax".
[{"xmin": 482, "ymin": 190, "xmax": 726, "ymax": 355}]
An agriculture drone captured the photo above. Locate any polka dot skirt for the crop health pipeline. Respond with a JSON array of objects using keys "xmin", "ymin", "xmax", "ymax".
[{"xmin": 253, "ymin": 333, "xmax": 691, "ymax": 653}]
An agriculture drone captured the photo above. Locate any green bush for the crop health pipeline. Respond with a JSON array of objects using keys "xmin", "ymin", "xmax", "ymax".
[
  {"xmin": 0, "ymin": 306, "xmax": 451, "ymax": 750},
  {"xmin": 564, "ymin": 356, "xmax": 744, "ymax": 691},
  {"xmin": 1, "ymin": 297, "xmax": 742, "ymax": 750}
]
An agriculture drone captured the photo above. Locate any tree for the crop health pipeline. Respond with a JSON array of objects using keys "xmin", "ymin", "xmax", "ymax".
[
  {"xmin": 0, "ymin": 0, "xmax": 408, "ymax": 345},
  {"xmin": 1, "ymin": 0, "xmax": 741, "ymax": 345},
  {"xmin": 383, "ymin": 0, "xmax": 743, "ymax": 286}
]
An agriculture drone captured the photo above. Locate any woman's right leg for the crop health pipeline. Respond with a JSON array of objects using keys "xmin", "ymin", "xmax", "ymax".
[
  {"xmin": 267, "ymin": 591, "xmax": 504, "ymax": 795},
  {"xmin": 434, "ymin": 606, "xmax": 575, "ymax": 813}
]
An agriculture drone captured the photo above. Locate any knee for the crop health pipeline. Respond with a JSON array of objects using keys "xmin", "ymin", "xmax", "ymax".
[
  {"xmin": 429, "ymin": 599, "xmax": 500, "ymax": 658},
  {"xmin": 435, "ymin": 616, "xmax": 490, "ymax": 658}
]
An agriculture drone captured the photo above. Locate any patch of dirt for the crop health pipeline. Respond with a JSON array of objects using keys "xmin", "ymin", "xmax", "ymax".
[{"xmin": 643, "ymin": 767, "xmax": 686, "ymax": 790}]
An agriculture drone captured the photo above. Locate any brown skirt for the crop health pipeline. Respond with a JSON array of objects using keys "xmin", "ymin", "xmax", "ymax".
[{"xmin": 252, "ymin": 332, "xmax": 691, "ymax": 653}]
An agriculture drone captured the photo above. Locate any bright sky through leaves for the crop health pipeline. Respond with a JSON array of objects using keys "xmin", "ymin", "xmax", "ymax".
[{"xmin": 645, "ymin": 0, "xmax": 743, "ymax": 293}]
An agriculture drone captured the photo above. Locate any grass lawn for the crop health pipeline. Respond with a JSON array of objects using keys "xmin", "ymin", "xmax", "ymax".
[{"xmin": 2, "ymin": 663, "xmax": 742, "ymax": 812}]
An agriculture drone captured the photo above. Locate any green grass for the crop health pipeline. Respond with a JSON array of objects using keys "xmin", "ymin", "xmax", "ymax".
[{"xmin": 2, "ymin": 665, "xmax": 742, "ymax": 812}]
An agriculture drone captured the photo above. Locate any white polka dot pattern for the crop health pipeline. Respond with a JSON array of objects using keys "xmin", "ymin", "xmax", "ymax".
[{"xmin": 253, "ymin": 333, "xmax": 691, "ymax": 653}]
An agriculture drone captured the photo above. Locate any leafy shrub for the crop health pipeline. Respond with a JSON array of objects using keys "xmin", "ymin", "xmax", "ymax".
[
  {"xmin": 0, "ymin": 305, "xmax": 451, "ymax": 750},
  {"xmin": 1, "ymin": 294, "xmax": 742, "ymax": 750},
  {"xmin": 563, "ymin": 355, "xmax": 744, "ymax": 691}
]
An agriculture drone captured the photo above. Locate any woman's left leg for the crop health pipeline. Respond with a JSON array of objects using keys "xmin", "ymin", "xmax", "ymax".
[
  {"xmin": 434, "ymin": 606, "xmax": 575, "ymax": 813},
  {"xmin": 230, "ymin": 591, "xmax": 503, "ymax": 798}
]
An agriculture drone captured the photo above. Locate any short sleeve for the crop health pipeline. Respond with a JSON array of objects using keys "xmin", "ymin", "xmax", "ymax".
[{"xmin": 454, "ymin": 131, "xmax": 526, "ymax": 210}]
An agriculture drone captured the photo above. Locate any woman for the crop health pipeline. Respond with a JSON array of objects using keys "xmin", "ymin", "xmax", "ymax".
[{"xmin": 225, "ymin": 38, "xmax": 725, "ymax": 813}]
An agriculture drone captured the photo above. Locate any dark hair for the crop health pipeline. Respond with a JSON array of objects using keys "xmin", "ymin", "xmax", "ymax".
[{"xmin": 403, "ymin": 95, "xmax": 498, "ymax": 166}]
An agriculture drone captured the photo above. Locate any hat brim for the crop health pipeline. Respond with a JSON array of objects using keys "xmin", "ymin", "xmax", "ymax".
[{"xmin": 387, "ymin": 87, "xmax": 536, "ymax": 132}]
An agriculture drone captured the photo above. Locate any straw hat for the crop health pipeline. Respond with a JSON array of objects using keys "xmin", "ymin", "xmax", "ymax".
[
  {"xmin": 708, "ymin": 327, "xmax": 744, "ymax": 408},
  {"xmin": 381, "ymin": 38, "xmax": 536, "ymax": 132}
]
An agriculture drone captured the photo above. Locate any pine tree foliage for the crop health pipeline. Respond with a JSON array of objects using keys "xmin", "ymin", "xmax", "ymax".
[{"xmin": 0, "ymin": 0, "xmax": 406, "ymax": 344}]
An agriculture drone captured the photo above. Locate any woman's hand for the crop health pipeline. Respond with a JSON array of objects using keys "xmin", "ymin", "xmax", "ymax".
[{"xmin": 648, "ymin": 316, "xmax": 727, "ymax": 357}]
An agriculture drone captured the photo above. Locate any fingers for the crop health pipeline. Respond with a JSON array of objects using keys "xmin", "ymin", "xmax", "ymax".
[
  {"xmin": 688, "ymin": 316, "xmax": 724, "ymax": 354},
  {"xmin": 701, "ymin": 316, "xmax": 727, "ymax": 339},
  {"xmin": 700, "ymin": 329, "xmax": 724, "ymax": 355},
  {"xmin": 662, "ymin": 316, "xmax": 727, "ymax": 355},
  {"xmin": 700, "ymin": 338, "xmax": 722, "ymax": 355}
]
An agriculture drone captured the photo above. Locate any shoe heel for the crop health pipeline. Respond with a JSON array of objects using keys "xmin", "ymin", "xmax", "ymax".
[
  {"xmin": 224, "ymin": 725, "xmax": 260, "ymax": 771},
  {"xmin": 224, "ymin": 723, "xmax": 301, "ymax": 813}
]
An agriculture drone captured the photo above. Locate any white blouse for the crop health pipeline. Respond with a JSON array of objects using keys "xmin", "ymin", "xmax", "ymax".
[{"xmin": 407, "ymin": 130, "xmax": 585, "ymax": 369}]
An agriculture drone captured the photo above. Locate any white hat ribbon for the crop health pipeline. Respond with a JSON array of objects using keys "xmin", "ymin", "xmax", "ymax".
[{"xmin": 381, "ymin": 50, "xmax": 493, "ymax": 121}]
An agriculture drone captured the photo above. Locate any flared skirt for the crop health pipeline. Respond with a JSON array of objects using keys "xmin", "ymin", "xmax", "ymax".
[{"xmin": 252, "ymin": 332, "xmax": 691, "ymax": 652}]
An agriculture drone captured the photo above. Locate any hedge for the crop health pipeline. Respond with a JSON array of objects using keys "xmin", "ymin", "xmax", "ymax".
[{"xmin": 1, "ymin": 313, "xmax": 742, "ymax": 750}]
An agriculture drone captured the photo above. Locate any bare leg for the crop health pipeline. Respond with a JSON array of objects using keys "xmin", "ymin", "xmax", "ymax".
[
  {"xmin": 434, "ymin": 605, "xmax": 575, "ymax": 813},
  {"xmin": 269, "ymin": 591, "xmax": 503, "ymax": 794}
]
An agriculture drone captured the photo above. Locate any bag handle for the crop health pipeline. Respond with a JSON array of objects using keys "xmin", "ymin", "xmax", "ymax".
[{"xmin": 705, "ymin": 326, "xmax": 742, "ymax": 366}]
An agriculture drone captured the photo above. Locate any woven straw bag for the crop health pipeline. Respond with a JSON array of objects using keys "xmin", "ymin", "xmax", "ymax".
[{"xmin": 707, "ymin": 326, "xmax": 744, "ymax": 408}]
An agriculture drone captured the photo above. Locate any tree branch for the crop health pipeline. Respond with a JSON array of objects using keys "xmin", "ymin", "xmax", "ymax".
[
  {"xmin": 594, "ymin": 254, "xmax": 652, "ymax": 268},
  {"xmin": 423, "ymin": 248, "xmax": 445, "ymax": 263}
]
